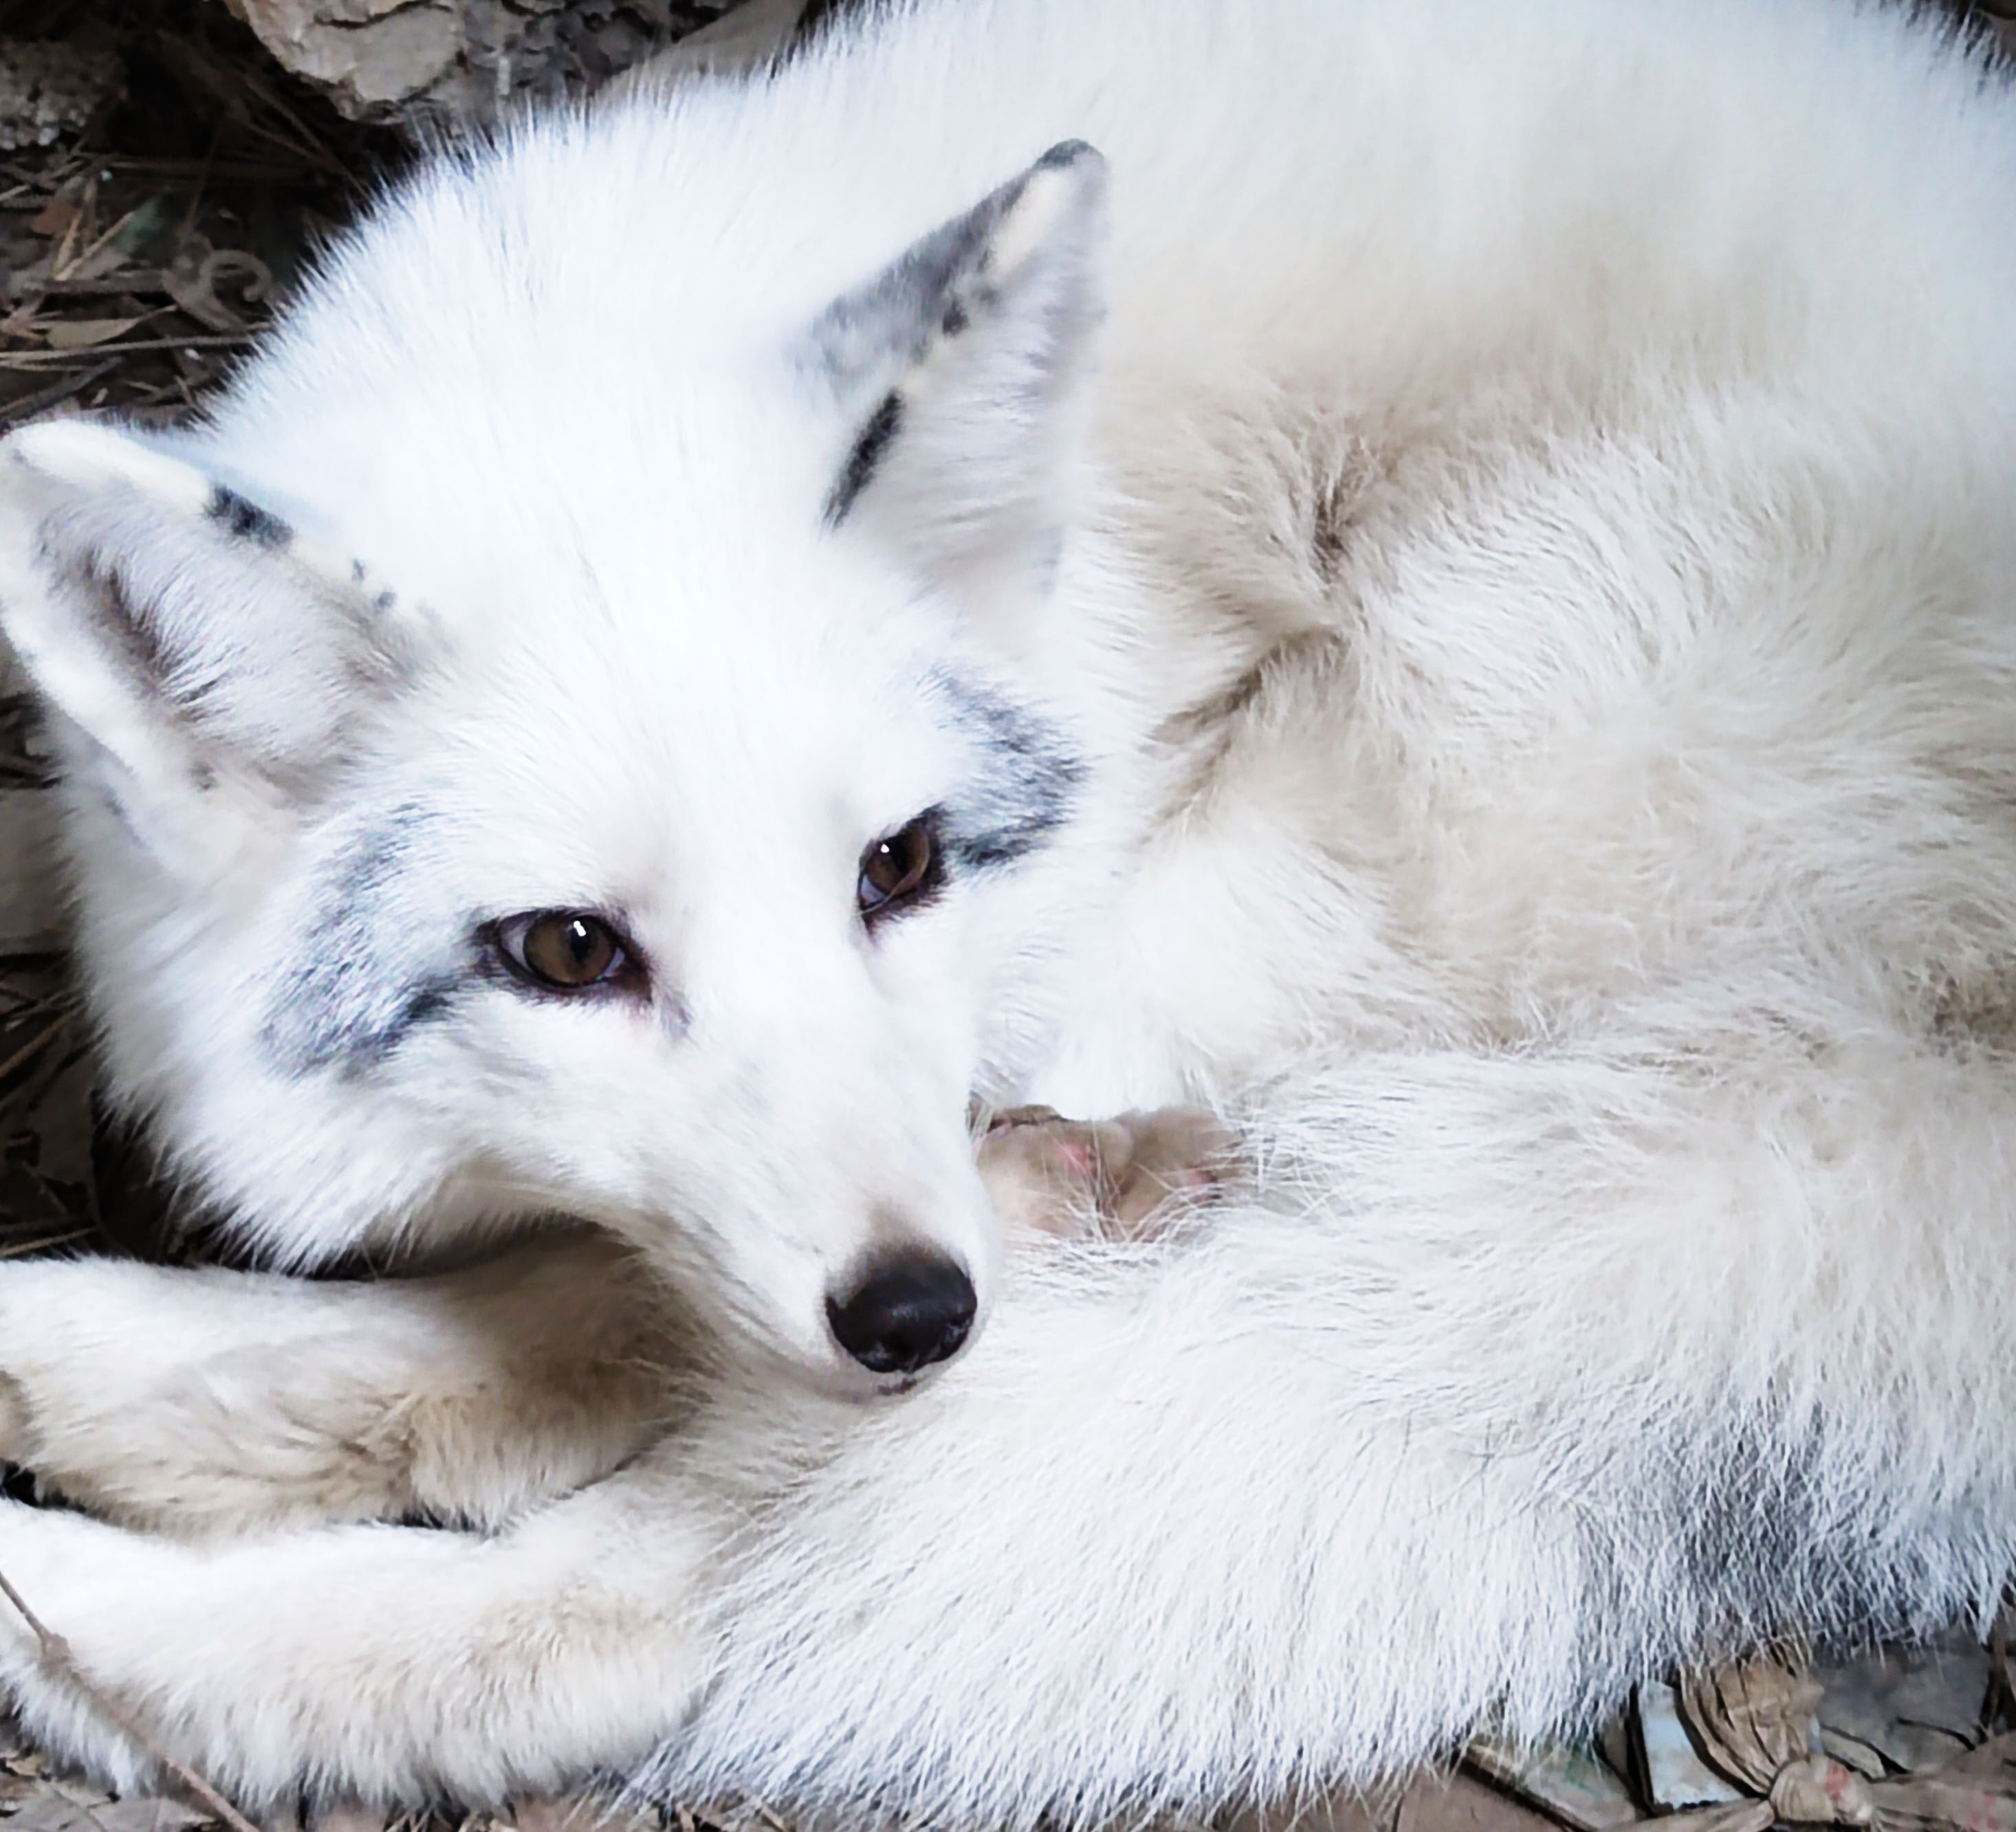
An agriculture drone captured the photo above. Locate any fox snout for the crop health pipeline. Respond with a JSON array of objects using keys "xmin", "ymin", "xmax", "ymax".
[
  {"xmin": 826, "ymin": 1247, "xmax": 978, "ymax": 1376},
  {"xmin": 667, "ymin": 1105, "xmax": 998, "ymax": 1391}
]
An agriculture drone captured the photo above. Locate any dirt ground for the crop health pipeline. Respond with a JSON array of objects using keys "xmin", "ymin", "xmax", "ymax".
[{"xmin": 1, "ymin": 2, "xmax": 2015, "ymax": 1831}]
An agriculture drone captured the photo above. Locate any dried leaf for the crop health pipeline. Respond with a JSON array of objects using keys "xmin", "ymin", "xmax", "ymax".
[
  {"xmin": 1678, "ymin": 1651, "xmax": 1823, "ymax": 1794},
  {"xmin": 1767, "ymin": 1754, "xmax": 1875, "ymax": 1825},
  {"xmin": 0, "ymin": 1797, "xmax": 94, "ymax": 1832},
  {"xmin": 162, "ymin": 250, "xmax": 272, "ymax": 335},
  {"xmin": 25, "ymin": 198, "xmax": 74, "ymax": 240},
  {"xmin": 1871, "ymin": 1775, "xmax": 2016, "ymax": 1832},
  {"xmin": 0, "ymin": 1778, "xmax": 126, "ymax": 1832},
  {"xmin": 42, "ymin": 318, "xmax": 143, "ymax": 351},
  {"xmin": 1645, "ymin": 1804, "xmax": 1772, "ymax": 1832},
  {"xmin": 83, "ymin": 1801, "xmax": 212, "ymax": 1832}
]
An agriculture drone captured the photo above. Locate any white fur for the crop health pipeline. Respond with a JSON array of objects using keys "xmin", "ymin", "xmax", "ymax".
[{"xmin": 1, "ymin": 0, "xmax": 2015, "ymax": 1822}]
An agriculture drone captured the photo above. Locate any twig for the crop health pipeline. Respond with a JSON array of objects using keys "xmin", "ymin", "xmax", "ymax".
[
  {"xmin": 90, "ymin": 158, "xmax": 325, "ymax": 188},
  {"xmin": 0, "ymin": 1010, "xmax": 67, "ymax": 1089},
  {"xmin": 232, "ymin": 67, "xmax": 347, "ymax": 181},
  {"xmin": 0, "ymin": 334, "xmax": 253, "ymax": 367},
  {"xmin": 0, "ymin": 1229, "xmax": 91, "ymax": 1260},
  {"xmin": 54, "ymin": 208, "xmax": 144, "ymax": 288},
  {"xmin": 12, "ymin": 274, "xmax": 173, "ymax": 299},
  {"xmin": 0, "ymin": 358, "xmax": 124, "ymax": 432},
  {"xmin": 1991, "ymin": 1590, "xmax": 2015, "ymax": 1731},
  {"xmin": 179, "ymin": 122, "xmax": 223, "ymax": 245},
  {"xmin": 0, "ymin": 1560, "xmax": 263, "ymax": 1832}
]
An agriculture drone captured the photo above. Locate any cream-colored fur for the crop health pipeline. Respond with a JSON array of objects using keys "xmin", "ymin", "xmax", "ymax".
[
  {"xmin": 0, "ymin": 1124, "xmax": 1198, "ymax": 1537},
  {"xmin": 0, "ymin": 0, "xmax": 2014, "ymax": 1824}
]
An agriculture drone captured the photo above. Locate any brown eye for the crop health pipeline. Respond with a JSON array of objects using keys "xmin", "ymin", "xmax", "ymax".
[
  {"xmin": 499, "ymin": 911, "xmax": 628, "ymax": 991},
  {"xmin": 858, "ymin": 813, "xmax": 941, "ymax": 923}
]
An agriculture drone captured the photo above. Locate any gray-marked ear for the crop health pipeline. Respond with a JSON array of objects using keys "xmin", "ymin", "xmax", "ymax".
[
  {"xmin": 809, "ymin": 140, "xmax": 1108, "ymax": 604},
  {"xmin": 0, "ymin": 419, "xmax": 422, "ymax": 878}
]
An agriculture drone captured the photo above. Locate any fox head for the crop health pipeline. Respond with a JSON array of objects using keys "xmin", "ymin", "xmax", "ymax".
[{"xmin": 0, "ymin": 114, "xmax": 1143, "ymax": 1393}]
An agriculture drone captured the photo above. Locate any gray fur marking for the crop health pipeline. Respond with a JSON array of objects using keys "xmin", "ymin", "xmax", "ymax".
[
  {"xmin": 824, "ymin": 390, "xmax": 906, "ymax": 526},
  {"xmin": 809, "ymin": 140, "xmax": 1103, "ymax": 389},
  {"xmin": 206, "ymin": 485, "xmax": 293, "ymax": 551},
  {"xmin": 929, "ymin": 671, "xmax": 1084, "ymax": 868},
  {"xmin": 54, "ymin": 545, "xmax": 172, "ymax": 697},
  {"xmin": 261, "ymin": 808, "xmax": 464, "ymax": 1077}
]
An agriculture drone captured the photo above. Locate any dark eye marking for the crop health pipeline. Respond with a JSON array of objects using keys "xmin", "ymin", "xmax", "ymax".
[
  {"xmin": 925, "ymin": 671, "xmax": 1085, "ymax": 868},
  {"xmin": 484, "ymin": 910, "xmax": 644, "ymax": 996},
  {"xmin": 263, "ymin": 806, "xmax": 465, "ymax": 1079},
  {"xmin": 858, "ymin": 810, "xmax": 944, "ymax": 927}
]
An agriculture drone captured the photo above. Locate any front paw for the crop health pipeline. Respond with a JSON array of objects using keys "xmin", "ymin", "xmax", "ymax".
[{"xmin": 976, "ymin": 1104, "xmax": 1242, "ymax": 1242}]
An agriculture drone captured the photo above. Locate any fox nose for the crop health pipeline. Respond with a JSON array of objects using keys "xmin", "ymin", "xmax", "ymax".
[{"xmin": 826, "ymin": 1251, "xmax": 978, "ymax": 1375}]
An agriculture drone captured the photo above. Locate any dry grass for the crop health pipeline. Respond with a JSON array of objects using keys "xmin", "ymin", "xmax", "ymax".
[{"xmin": 0, "ymin": 0, "xmax": 421, "ymax": 1274}]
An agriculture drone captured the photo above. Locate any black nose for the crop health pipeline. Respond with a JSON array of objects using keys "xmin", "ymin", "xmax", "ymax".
[{"xmin": 826, "ymin": 1252, "xmax": 977, "ymax": 1375}]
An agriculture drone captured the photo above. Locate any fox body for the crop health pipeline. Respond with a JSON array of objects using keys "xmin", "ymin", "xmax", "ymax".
[{"xmin": 0, "ymin": 0, "xmax": 2015, "ymax": 1822}]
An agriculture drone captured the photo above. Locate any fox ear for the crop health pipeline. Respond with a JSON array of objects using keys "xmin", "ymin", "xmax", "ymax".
[
  {"xmin": 0, "ymin": 419, "xmax": 422, "ymax": 877},
  {"xmin": 807, "ymin": 140, "xmax": 1108, "ymax": 605}
]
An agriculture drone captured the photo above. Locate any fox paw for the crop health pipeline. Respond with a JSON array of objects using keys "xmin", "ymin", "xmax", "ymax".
[{"xmin": 976, "ymin": 1105, "xmax": 1240, "ymax": 1242}]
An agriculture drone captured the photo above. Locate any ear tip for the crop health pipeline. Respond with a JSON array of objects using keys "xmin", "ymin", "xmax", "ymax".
[
  {"xmin": 1033, "ymin": 140, "xmax": 1109, "ymax": 209},
  {"xmin": 1035, "ymin": 139, "xmax": 1106, "ymax": 175},
  {"xmin": 1, "ymin": 419, "xmax": 210, "ymax": 516},
  {"xmin": 998, "ymin": 140, "xmax": 1108, "ymax": 268},
  {"xmin": 0, "ymin": 419, "xmax": 112, "ymax": 507},
  {"xmin": 6, "ymin": 417, "xmax": 102, "ymax": 472}
]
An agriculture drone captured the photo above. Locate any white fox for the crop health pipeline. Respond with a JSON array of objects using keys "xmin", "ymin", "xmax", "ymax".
[{"xmin": 0, "ymin": 0, "xmax": 2014, "ymax": 1822}]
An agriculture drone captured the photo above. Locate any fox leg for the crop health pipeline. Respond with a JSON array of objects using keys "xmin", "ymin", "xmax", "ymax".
[
  {"xmin": 0, "ymin": 1443, "xmax": 714, "ymax": 1808},
  {"xmin": 0, "ymin": 1232, "xmax": 680, "ymax": 1538},
  {"xmin": 0, "ymin": 1112, "xmax": 1234, "ymax": 1540}
]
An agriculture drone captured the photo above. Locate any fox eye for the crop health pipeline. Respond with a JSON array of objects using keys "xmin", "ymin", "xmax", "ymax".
[
  {"xmin": 493, "ymin": 911, "xmax": 631, "ymax": 991},
  {"xmin": 858, "ymin": 813, "xmax": 941, "ymax": 924}
]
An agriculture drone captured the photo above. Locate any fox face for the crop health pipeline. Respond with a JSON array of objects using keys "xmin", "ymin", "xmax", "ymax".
[{"xmin": 0, "ymin": 132, "xmax": 1134, "ymax": 1393}]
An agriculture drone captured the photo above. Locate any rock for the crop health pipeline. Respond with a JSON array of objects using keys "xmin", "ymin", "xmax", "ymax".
[
  {"xmin": 0, "ymin": 37, "xmax": 122, "ymax": 153},
  {"xmin": 1812, "ymin": 1627, "xmax": 1993, "ymax": 1776},
  {"xmin": 1634, "ymin": 1681, "xmax": 1747, "ymax": 1811},
  {"xmin": 1465, "ymin": 1736, "xmax": 1642, "ymax": 1832},
  {"xmin": 218, "ymin": 0, "xmax": 457, "ymax": 118},
  {"xmin": 208, "ymin": 0, "xmax": 795, "ymax": 126}
]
